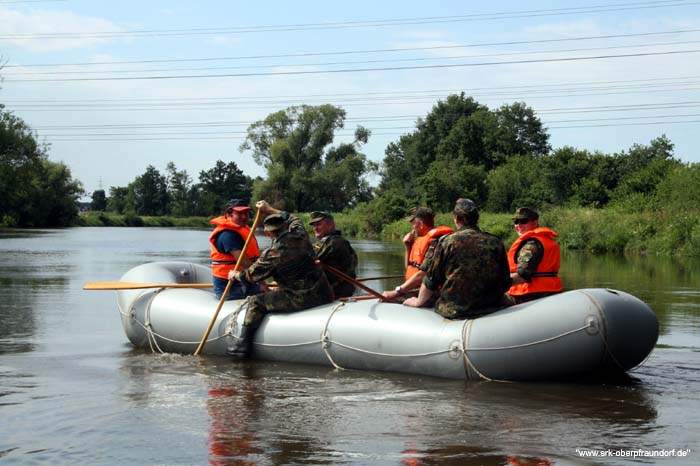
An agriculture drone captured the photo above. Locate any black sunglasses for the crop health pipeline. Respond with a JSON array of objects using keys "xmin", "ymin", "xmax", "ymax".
[{"xmin": 513, "ymin": 218, "xmax": 532, "ymax": 225}]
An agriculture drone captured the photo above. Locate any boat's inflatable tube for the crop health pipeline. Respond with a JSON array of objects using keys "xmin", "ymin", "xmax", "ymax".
[{"xmin": 115, "ymin": 261, "xmax": 659, "ymax": 381}]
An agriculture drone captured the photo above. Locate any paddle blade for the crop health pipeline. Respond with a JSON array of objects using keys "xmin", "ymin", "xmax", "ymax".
[{"xmin": 83, "ymin": 281, "xmax": 213, "ymax": 290}]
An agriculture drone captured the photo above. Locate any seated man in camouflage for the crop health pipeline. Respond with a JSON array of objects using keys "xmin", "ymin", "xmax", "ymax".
[
  {"xmin": 309, "ymin": 211, "xmax": 358, "ymax": 298},
  {"xmin": 404, "ymin": 198, "xmax": 511, "ymax": 319},
  {"xmin": 227, "ymin": 200, "xmax": 334, "ymax": 358}
]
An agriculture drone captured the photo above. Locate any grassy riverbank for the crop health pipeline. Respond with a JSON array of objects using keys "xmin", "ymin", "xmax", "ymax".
[
  {"xmin": 78, "ymin": 212, "xmax": 211, "ymax": 228},
  {"xmin": 78, "ymin": 208, "xmax": 700, "ymax": 257},
  {"xmin": 347, "ymin": 207, "xmax": 700, "ymax": 258}
]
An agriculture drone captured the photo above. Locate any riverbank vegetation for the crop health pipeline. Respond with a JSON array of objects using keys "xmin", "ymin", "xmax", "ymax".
[{"xmin": 3, "ymin": 94, "xmax": 700, "ymax": 256}]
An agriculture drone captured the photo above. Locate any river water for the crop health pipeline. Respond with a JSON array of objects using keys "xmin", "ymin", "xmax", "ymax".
[{"xmin": 1, "ymin": 227, "xmax": 698, "ymax": 466}]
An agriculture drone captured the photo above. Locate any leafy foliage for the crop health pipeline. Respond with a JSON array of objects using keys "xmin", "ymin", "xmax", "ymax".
[
  {"xmin": 1, "ymin": 109, "xmax": 83, "ymax": 227},
  {"xmin": 373, "ymin": 94, "xmax": 550, "ymax": 220},
  {"xmin": 242, "ymin": 105, "xmax": 375, "ymax": 211}
]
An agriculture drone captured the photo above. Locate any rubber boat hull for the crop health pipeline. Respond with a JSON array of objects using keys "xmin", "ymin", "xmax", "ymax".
[{"xmin": 115, "ymin": 261, "xmax": 659, "ymax": 381}]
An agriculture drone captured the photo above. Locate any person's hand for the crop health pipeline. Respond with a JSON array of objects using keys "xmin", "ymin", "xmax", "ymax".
[
  {"xmin": 255, "ymin": 200, "xmax": 271, "ymax": 213},
  {"xmin": 382, "ymin": 290, "xmax": 398, "ymax": 299},
  {"xmin": 228, "ymin": 270, "xmax": 241, "ymax": 281},
  {"xmin": 403, "ymin": 297, "xmax": 419, "ymax": 307},
  {"xmin": 403, "ymin": 231, "xmax": 415, "ymax": 247}
]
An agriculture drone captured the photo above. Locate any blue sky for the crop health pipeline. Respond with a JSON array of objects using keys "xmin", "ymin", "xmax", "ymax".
[{"xmin": 1, "ymin": 0, "xmax": 699, "ymax": 200}]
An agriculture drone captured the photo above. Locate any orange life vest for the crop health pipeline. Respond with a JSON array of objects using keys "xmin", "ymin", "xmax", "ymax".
[
  {"xmin": 209, "ymin": 216, "xmax": 261, "ymax": 280},
  {"xmin": 507, "ymin": 227, "xmax": 562, "ymax": 296},
  {"xmin": 405, "ymin": 225, "xmax": 454, "ymax": 280}
]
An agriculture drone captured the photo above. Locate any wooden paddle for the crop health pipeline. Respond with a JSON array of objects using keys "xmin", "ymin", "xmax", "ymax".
[
  {"xmin": 83, "ymin": 281, "xmax": 213, "ymax": 290},
  {"xmin": 356, "ymin": 275, "xmax": 403, "ymax": 282},
  {"xmin": 320, "ymin": 263, "xmax": 386, "ymax": 302},
  {"xmin": 194, "ymin": 207, "xmax": 263, "ymax": 356}
]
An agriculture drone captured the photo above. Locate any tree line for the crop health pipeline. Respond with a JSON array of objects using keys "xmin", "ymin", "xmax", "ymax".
[
  {"xmin": 90, "ymin": 160, "xmax": 254, "ymax": 218},
  {"xmin": 2, "ymin": 93, "xmax": 698, "ymax": 231}
]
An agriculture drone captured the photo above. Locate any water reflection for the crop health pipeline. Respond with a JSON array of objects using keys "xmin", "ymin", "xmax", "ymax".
[{"xmin": 207, "ymin": 364, "xmax": 263, "ymax": 465}]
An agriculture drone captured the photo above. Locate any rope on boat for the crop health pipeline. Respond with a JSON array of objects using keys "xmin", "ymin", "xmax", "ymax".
[
  {"xmin": 580, "ymin": 289, "xmax": 652, "ymax": 373},
  {"xmin": 131, "ymin": 288, "xmax": 235, "ymax": 354},
  {"xmin": 125, "ymin": 291, "xmax": 627, "ymax": 377},
  {"xmin": 144, "ymin": 288, "xmax": 166, "ymax": 353},
  {"xmin": 461, "ymin": 318, "xmax": 495, "ymax": 382},
  {"xmin": 464, "ymin": 324, "xmax": 595, "ymax": 351},
  {"xmin": 321, "ymin": 301, "xmax": 346, "ymax": 370}
]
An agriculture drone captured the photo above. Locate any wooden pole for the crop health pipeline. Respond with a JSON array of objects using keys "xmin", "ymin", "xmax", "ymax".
[{"xmin": 321, "ymin": 263, "xmax": 386, "ymax": 302}]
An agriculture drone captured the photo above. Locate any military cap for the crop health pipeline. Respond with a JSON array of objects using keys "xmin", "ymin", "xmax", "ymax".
[
  {"xmin": 309, "ymin": 211, "xmax": 333, "ymax": 224},
  {"xmin": 513, "ymin": 207, "xmax": 539, "ymax": 221},
  {"xmin": 453, "ymin": 198, "xmax": 478, "ymax": 216},
  {"xmin": 406, "ymin": 206, "xmax": 435, "ymax": 222},
  {"xmin": 263, "ymin": 213, "xmax": 287, "ymax": 232},
  {"xmin": 225, "ymin": 198, "xmax": 252, "ymax": 213}
]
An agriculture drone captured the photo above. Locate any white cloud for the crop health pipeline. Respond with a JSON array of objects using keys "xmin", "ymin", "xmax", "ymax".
[{"xmin": 0, "ymin": 7, "xmax": 125, "ymax": 53}]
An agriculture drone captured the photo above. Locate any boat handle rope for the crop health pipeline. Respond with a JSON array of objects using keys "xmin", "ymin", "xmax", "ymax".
[
  {"xmin": 126, "ymin": 289, "xmax": 231, "ymax": 353},
  {"xmin": 580, "ymin": 289, "xmax": 654, "ymax": 373},
  {"xmin": 320, "ymin": 301, "xmax": 347, "ymax": 370},
  {"xmin": 461, "ymin": 319, "xmax": 495, "ymax": 382}
]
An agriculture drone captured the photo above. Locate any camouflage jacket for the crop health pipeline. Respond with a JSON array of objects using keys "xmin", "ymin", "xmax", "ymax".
[
  {"xmin": 243, "ymin": 213, "xmax": 332, "ymax": 298},
  {"xmin": 423, "ymin": 226, "xmax": 511, "ymax": 319},
  {"xmin": 314, "ymin": 230, "xmax": 358, "ymax": 298},
  {"xmin": 514, "ymin": 238, "xmax": 544, "ymax": 282}
]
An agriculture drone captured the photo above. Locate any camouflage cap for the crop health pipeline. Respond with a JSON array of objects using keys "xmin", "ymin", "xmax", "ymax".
[
  {"xmin": 263, "ymin": 213, "xmax": 287, "ymax": 232},
  {"xmin": 406, "ymin": 206, "xmax": 435, "ymax": 222},
  {"xmin": 309, "ymin": 211, "xmax": 333, "ymax": 225},
  {"xmin": 513, "ymin": 207, "xmax": 539, "ymax": 221},
  {"xmin": 453, "ymin": 198, "xmax": 478, "ymax": 216}
]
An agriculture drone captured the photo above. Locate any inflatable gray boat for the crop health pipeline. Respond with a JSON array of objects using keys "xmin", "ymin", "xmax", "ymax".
[{"xmin": 114, "ymin": 261, "xmax": 658, "ymax": 382}]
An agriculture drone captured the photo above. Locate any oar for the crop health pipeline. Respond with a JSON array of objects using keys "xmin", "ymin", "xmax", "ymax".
[
  {"xmin": 194, "ymin": 207, "xmax": 263, "ymax": 356},
  {"xmin": 356, "ymin": 275, "xmax": 404, "ymax": 282},
  {"xmin": 83, "ymin": 281, "xmax": 213, "ymax": 290},
  {"xmin": 339, "ymin": 295, "xmax": 381, "ymax": 302},
  {"xmin": 321, "ymin": 263, "xmax": 386, "ymax": 302}
]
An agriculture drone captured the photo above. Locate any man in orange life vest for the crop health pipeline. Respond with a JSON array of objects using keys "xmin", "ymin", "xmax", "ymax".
[
  {"xmin": 506, "ymin": 207, "xmax": 563, "ymax": 304},
  {"xmin": 382, "ymin": 206, "xmax": 453, "ymax": 302},
  {"xmin": 209, "ymin": 199, "xmax": 262, "ymax": 300}
]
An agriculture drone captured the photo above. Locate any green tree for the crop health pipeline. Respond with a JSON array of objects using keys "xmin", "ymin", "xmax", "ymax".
[
  {"xmin": 241, "ymin": 105, "xmax": 374, "ymax": 211},
  {"xmin": 1, "ymin": 109, "xmax": 83, "ymax": 227},
  {"xmin": 611, "ymin": 136, "xmax": 679, "ymax": 202},
  {"xmin": 376, "ymin": 94, "xmax": 549, "ymax": 219},
  {"xmin": 91, "ymin": 189, "xmax": 107, "ymax": 211},
  {"xmin": 130, "ymin": 165, "xmax": 170, "ymax": 216},
  {"xmin": 485, "ymin": 155, "xmax": 547, "ymax": 212},
  {"xmin": 107, "ymin": 186, "xmax": 129, "ymax": 214},
  {"xmin": 196, "ymin": 159, "xmax": 253, "ymax": 215},
  {"xmin": 166, "ymin": 162, "xmax": 194, "ymax": 216}
]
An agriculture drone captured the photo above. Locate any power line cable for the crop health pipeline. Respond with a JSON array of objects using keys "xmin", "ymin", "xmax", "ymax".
[
  {"xmin": 1, "ymin": 1, "xmax": 696, "ymax": 39},
  {"xmin": 6, "ymin": 27, "xmax": 700, "ymax": 68},
  {"xmin": 5, "ymin": 39, "xmax": 700, "ymax": 77},
  {"xmin": 6, "ymin": 49, "xmax": 700, "ymax": 82},
  {"xmin": 6, "ymin": 75, "xmax": 700, "ymax": 105}
]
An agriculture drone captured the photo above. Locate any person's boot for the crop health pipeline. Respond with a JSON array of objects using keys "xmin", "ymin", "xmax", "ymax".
[{"xmin": 227, "ymin": 324, "xmax": 256, "ymax": 359}]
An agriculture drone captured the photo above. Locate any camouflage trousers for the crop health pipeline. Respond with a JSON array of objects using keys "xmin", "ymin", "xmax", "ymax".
[{"xmin": 242, "ymin": 282, "xmax": 334, "ymax": 327}]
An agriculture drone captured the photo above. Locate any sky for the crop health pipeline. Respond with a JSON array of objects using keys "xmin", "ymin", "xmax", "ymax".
[{"xmin": 1, "ymin": 0, "xmax": 699, "ymax": 200}]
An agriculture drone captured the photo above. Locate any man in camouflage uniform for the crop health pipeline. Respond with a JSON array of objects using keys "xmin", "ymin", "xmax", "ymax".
[
  {"xmin": 404, "ymin": 198, "xmax": 511, "ymax": 319},
  {"xmin": 309, "ymin": 211, "xmax": 358, "ymax": 298},
  {"xmin": 227, "ymin": 200, "xmax": 334, "ymax": 358},
  {"xmin": 382, "ymin": 206, "xmax": 452, "ymax": 303}
]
